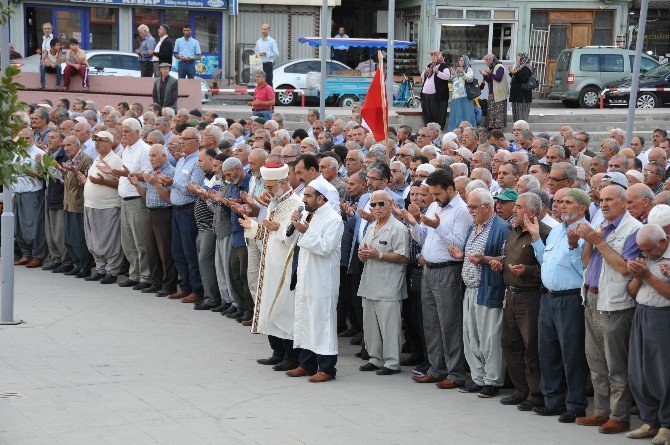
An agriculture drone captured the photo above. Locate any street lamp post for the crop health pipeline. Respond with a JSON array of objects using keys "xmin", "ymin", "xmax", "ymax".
[{"xmin": 625, "ymin": 0, "xmax": 649, "ymax": 147}]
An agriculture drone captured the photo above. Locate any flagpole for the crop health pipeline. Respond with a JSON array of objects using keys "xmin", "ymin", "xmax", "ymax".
[{"xmin": 377, "ymin": 50, "xmax": 388, "ymax": 146}]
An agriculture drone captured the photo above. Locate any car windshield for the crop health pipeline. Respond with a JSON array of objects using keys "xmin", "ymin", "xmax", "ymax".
[{"xmin": 641, "ymin": 62, "xmax": 670, "ymax": 79}]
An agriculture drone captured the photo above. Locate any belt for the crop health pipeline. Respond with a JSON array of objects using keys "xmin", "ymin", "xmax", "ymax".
[
  {"xmin": 425, "ymin": 261, "xmax": 462, "ymax": 270},
  {"xmin": 507, "ymin": 285, "xmax": 542, "ymax": 294},
  {"xmin": 147, "ymin": 206, "xmax": 173, "ymax": 211},
  {"xmin": 252, "ymin": 108, "xmax": 273, "ymax": 112},
  {"xmin": 122, "ymin": 196, "xmax": 140, "ymax": 201},
  {"xmin": 173, "ymin": 202, "xmax": 195, "ymax": 211},
  {"xmin": 547, "ymin": 288, "xmax": 581, "ymax": 297},
  {"xmin": 587, "ymin": 286, "xmax": 599, "ymax": 294}
]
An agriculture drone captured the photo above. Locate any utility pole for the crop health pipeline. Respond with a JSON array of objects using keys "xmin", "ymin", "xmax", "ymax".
[
  {"xmin": 625, "ymin": 0, "xmax": 649, "ymax": 147},
  {"xmin": 319, "ymin": 0, "xmax": 328, "ymax": 119},
  {"xmin": 386, "ymin": 0, "xmax": 395, "ymax": 109}
]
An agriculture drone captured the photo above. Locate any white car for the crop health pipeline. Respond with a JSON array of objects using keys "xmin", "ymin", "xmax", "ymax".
[
  {"xmin": 16, "ymin": 50, "xmax": 212, "ymax": 103},
  {"xmin": 272, "ymin": 58, "xmax": 350, "ymax": 106}
]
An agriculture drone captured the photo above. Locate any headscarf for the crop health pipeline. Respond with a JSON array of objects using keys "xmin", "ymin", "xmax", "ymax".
[
  {"xmin": 516, "ymin": 52, "xmax": 532, "ymax": 71},
  {"xmin": 483, "ymin": 53, "xmax": 499, "ymax": 70},
  {"xmin": 460, "ymin": 55, "xmax": 471, "ymax": 70}
]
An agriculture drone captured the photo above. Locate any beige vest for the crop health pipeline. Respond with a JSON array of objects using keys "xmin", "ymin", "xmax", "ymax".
[{"xmin": 492, "ymin": 63, "xmax": 510, "ymax": 102}]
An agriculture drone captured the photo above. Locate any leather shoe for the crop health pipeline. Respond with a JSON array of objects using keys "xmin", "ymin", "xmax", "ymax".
[
  {"xmin": 211, "ymin": 303, "xmax": 231, "ymax": 312},
  {"xmin": 226, "ymin": 309, "xmax": 245, "ymax": 319},
  {"xmin": 598, "ymin": 419, "xmax": 629, "ymax": 434},
  {"xmin": 412, "ymin": 374, "xmax": 439, "ymax": 383},
  {"xmin": 376, "ymin": 367, "xmax": 400, "ymax": 376},
  {"xmin": 350, "ymin": 332, "xmax": 363, "ymax": 345},
  {"xmin": 272, "ymin": 360, "xmax": 298, "ymax": 372},
  {"xmin": 533, "ymin": 406, "xmax": 566, "ymax": 416},
  {"xmin": 286, "ymin": 366, "xmax": 310, "ymax": 377},
  {"xmin": 156, "ymin": 290, "xmax": 173, "ymax": 297},
  {"xmin": 458, "ymin": 382, "xmax": 484, "ymax": 393},
  {"xmin": 338, "ymin": 328, "xmax": 358, "ymax": 337},
  {"xmin": 500, "ymin": 394, "xmax": 527, "ymax": 406},
  {"xmin": 64, "ymin": 267, "xmax": 80, "ymax": 276},
  {"xmin": 53, "ymin": 264, "xmax": 74, "ymax": 274},
  {"xmin": 626, "ymin": 424, "xmax": 659, "ymax": 439},
  {"xmin": 359, "ymin": 362, "xmax": 379, "ymax": 372},
  {"xmin": 180, "ymin": 294, "xmax": 200, "ymax": 303},
  {"xmin": 194, "ymin": 302, "xmax": 217, "ymax": 310},
  {"xmin": 100, "ymin": 274, "xmax": 117, "ymax": 284},
  {"xmin": 42, "ymin": 262, "xmax": 61, "ymax": 271},
  {"xmin": 118, "ymin": 279, "xmax": 139, "ymax": 288},
  {"xmin": 14, "ymin": 257, "xmax": 30, "ymax": 266},
  {"xmin": 141, "ymin": 285, "xmax": 161, "ymax": 294},
  {"xmin": 75, "ymin": 268, "xmax": 90, "ymax": 278},
  {"xmin": 167, "ymin": 291, "xmax": 188, "ymax": 300},
  {"xmin": 26, "ymin": 258, "xmax": 42, "ymax": 268},
  {"xmin": 84, "ymin": 272, "xmax": 106, "ymax": 282},
  {"xmin": 308, "ymin": 371, "xmax": 335, "ymax": 383},
  {"xmin": 222, "ymin": 305, "xmax": 238, "ymax": 315},
  {"xmin": 257, "ymin": 356, "xmax": 283, "ymax": 366},
  {"xmin": 400, "ymin": 354, "xmax": 424, "ymax": 367},
  {"xmin": 241, "ymin": 319, "xmax": 252, "ymax": 326},
  {"xmin": 436, "ymin": 379, "xmax": 462, "ymax": 389},
  {"xmin": 133, "ymin": 282, "xmax": 152, "ymax": 291},
  {"xmin": 518, "ymin": 401, "xmax": 544, "ymax": 412},
  {"xmin": 559, "ymin": 410, "xmax": 585, "ymax": 423},
  {"xmin": 576, "ymin": 413, "xmax": 609, "ymax": 426}
]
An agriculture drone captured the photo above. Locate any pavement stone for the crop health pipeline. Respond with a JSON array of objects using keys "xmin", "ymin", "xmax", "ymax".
[{"xmin": 0, "ymin": 267, "xmax": 638, "ymax": 444}]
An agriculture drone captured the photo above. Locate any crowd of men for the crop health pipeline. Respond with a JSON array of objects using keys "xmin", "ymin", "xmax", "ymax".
[{"xmin": 9, "ymin": 95, "xmax": 670, "ymax": 443}]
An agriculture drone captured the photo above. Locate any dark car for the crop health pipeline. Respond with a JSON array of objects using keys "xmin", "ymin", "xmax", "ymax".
[{"xmin": 602, "ymin": 63, "xmax": 670, "ymax": 108}]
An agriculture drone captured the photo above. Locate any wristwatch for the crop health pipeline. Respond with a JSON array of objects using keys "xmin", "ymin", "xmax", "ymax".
[{"xmin": 379, "ymin": 251, "xmax": 383, "ymax": 260}]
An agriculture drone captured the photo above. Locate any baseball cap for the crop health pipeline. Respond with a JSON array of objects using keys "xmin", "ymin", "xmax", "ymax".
[{"xmin": 494, "ymin": 188, "xmax": 518, "ymax": 202}]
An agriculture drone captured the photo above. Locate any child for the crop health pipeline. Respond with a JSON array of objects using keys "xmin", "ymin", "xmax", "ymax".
[
  {"xmin": 40, "ymin": 38, "xmax": 62, "ymax": 90},
  {"xmin": 63, "ymin": 38, "xmax": 89, "ymax": 91}
]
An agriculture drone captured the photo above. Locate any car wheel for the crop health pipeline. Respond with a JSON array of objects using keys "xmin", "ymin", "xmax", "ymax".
[
  {"xmin": 275, "ymin": 85, "xmax": 297, "ymax": 106},
  {"xmin": 578, "ymin": 86, "xmax": 601, "ymax": 109},
  {"xmin": 338, "ymin": 94, "xmax": 358, "ymax": 108},
  {"xmin": 636, "ymin": 92, "xmax": 658, "ymax": 109}
]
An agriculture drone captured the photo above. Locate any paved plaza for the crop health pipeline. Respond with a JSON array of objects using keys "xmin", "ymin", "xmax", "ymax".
[{"xmin": 0, "ymin": 267, "xmax": 638, "ymax": 444}]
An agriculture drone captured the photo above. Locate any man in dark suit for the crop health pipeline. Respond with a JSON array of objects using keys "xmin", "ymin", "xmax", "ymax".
[
  {"xmin": 150, "ymin": 24, "xmax": 174, "ymax": 77},
  {"xmin": 153, "ymin": 63, "xmax": 178, "ymax": 110}
]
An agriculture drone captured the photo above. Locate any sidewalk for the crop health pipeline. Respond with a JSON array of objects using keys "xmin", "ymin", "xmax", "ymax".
[{"xmin": 0, "ymin": 267, "xmax": 636, "ymax": 444}]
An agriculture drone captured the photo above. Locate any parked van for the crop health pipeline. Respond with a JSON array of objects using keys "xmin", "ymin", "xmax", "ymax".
[{"xmin": 548, "ymin": 46, "xmax": 660, "ymax": 108}]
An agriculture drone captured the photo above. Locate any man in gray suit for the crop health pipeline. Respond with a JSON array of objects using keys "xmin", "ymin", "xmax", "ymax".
[{"xmin": 152, "ymin": 63, "xmax": 178, "ymax": 110}]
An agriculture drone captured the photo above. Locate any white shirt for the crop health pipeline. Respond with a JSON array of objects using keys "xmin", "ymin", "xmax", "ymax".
[
  {"xmin": 41, "ymin": 33, "xmax": 53, "ymax": 55},
  {"xmin": 637, "ymin": 243, "xmax": 670, "ymax": 307},
  {"xmin": 84, "ymin": 151, "xmax": 123, "ymax": 209},
  {"xmin": 117, "ymin": 138, "xmax": 151, "ymax": 198},
  {"xmin": 357, "ymin": 199, "xmax": 372, "ymax": 244},
  {"xmin": 233, "ymin": 135, "xmax": 245, "ymax": 148},
  {"xmin": 490, "ymin": 179, "xmax": 501, "ymax": 193},
  {"xmin": 637, "ymin": 149, "xmax": 649, "ymax": 169},
  {"xmin": 12, "ymin": 145, "xmax": 46, "ymax": 193},
  {"xmin": 541, "ymin": 213, "xmax": 559, "ymax": 228},
  {"xmin": 333, "ymin": 34, "xmax": 350, "ymax": 51},
  {"xmin": 152, "ymin": 35, "xmax": 167, "ymax": 62},
  {"xmin": 81, "ymin": 138, "xmax": 98, "ymax": 160}
]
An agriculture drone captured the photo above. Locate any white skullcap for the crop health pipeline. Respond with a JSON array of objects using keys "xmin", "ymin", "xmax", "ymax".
[
  {"xmin": 308, "ymin": 175, "xmax": 340, "ymax": 213},
  {"xmin": 260, "ymin": 163, "xmax": 289, "ymax": 180},
  {"xmin": 626, "ymin": 170, "xmax": 644, "ymax": 184},
  {"xmin": 416, "ymin": 163, "xmax": 436, "ymax": 174},
  {"xmin": 37, "ymin": 103, "xmax": 53, "ymax": 110},
  {"xmin": 213, "ymin": 118, "xmax": 228, "ymax": 127},
  {"xmin": 308, "ymin": 178, "xmax": 330, "ymax": 198},
  {"xmin": 442, "ymin": 132, "xmax": 458, "ymax": 144},
  {"xmin": 649, "ymin": 204, "xmax": 670, "ymax": 227},
  {"xmin": 94, "ymin": 130, "xmax": 114, "ymax": 142},
  {"xmin": 455, "ymin": 148, "xmax": 472, "ymax": 161},
  {"xmin": 74, "ymin": 116, "xmax": 88, "ymax": 124}
]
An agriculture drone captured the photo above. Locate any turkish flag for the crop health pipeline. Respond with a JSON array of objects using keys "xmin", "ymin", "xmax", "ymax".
[{"xmin": 361, "ymin": 64, "xmax": 388, "ymax": 143}]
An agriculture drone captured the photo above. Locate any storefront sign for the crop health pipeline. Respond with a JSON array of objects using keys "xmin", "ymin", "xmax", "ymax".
[{"xmin": 71, "ymin": 0, "xmax": 227, "ymax": 9}]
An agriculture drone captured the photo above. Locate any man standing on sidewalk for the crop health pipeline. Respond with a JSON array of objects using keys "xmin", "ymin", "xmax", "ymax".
[
  {"xmin": 136, "ymin": 24, "xmax": 156, "ymax": 78},
  {"xmin": 249, "ymin": 71, "xmax": 275, "ymax": 121},
  {"xmin": 255, "ymin": 24, "xmax": 279, "ymax": 86},
  {"xmin": 174, "ymin": 25, "xmax": 201, "ymax": 79}
]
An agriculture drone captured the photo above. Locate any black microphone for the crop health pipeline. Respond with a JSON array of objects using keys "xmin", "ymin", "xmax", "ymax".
[{"xmin": 286, "ymin": 205, "xmax": 305, "ymax": 237}]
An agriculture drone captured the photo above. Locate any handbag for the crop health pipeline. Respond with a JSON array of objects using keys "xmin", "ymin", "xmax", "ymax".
[
  {"xmin": 466, "ymin": 78, "xmax": 481, "ymax": 100},
  {"xmin": 523, "ymin": 74, "xmax": 539, "ymax": 91}
]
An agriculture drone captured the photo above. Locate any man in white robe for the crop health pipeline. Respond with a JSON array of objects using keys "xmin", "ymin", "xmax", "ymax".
[
  {"xmin": 285, "ymin": 180, "xmax": 344, "ymax": 383},
  {"xmin": 240, "ymin": 163, "xmax": 303, "ymax": 371}
]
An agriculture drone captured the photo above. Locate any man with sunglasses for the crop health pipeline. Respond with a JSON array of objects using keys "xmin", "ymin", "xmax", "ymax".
[
  {"xmin": 548, "ymin": 163, "xmax": 577, "ymax": 196},
  {"xmin": 644, "ymin": 161, "xmax": 665, "ymax": 195}
]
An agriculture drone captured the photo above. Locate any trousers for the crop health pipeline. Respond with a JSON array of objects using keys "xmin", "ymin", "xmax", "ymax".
[
  {"xmin": 299, "ymin": 349, "xmax": 337, "ymax": 376},
  {"xmin": 214, "ymin": 236, "xmax": 235, "ymax": 305},
  {"xmin": 64, "ymin": 210, "xmax": 92, "ymax": 270},
  {"xmin": 120, "ymin": 198, "xmax": 150, "ymax": 283},
  {"xmin": 362, "ymin": 298, "xmax": 402, "ymax": 370},
  {"xmin": 44, "ymin": 206, "xmax": 70, "ymax": 265},
  {"xmin": 14, "ymin": 190, "xmax": 46, "ymax": 260},
  {"xmin": 146, "ymin": 208, "xmax": 178, "ymax": 292},
  {"xmin": 63, "ymin": 65, "xmax": 89, "ymax": 88},
  {"xmin": 171, "ymin": 205, "xmax": 202, "ymax": 296},
  {"xmin": 84, "ymin": 207, "xmax": 123, "ymax": 275},
  {"xmin": 229, "ymin": 244, "xmax": 251, "ymax": 312},
  {"xmin": 196, "ymin": 230, "xmax": 220, "ymax": 305}
]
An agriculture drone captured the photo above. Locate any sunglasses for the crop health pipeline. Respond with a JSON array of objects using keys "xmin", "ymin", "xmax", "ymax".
[{"xmin": 369, "ymin": 202, "xmax": 386, "ymax": 208}]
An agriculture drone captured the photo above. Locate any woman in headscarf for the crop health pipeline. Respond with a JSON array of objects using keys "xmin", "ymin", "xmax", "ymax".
[
  {"xmin": 509, "ymin": 52, "xmax": 533, "ymax": 122},
  {"xmin": 480, "ymin": 53, "xmax": 509, "ymax": 130},
  {"xmin": 420, "ymin": 50, "xmax": 451, "ymax": 129},
  {"xmin": 447, "ymin": 55, "xmax": 476, "ymax": 131}
]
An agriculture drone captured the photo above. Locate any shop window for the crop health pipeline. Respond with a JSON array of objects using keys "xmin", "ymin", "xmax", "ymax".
[
  {"xmin": 55, "ymin": 10, "xmax": 83, "ymax": 48},
  {"xmin": 133, "ymin": 8, "xmax": 161, "ymax": 40},
  {"xmin": 593, "ymin": 11, "xmax": 613, "ymax": 46},
  {"xmin": 492, "ymin": 23, "xmax": 514, "ymax": 61},
  {"xmin": 192, "ymin": 14, "xmax": 219, "ymax": 53},
  {"xmin": 90, "ymin": 8, "xmax": 118, "ymax": 50},
  {"xmin": 24, "ymin": 7, "xmax": 53, "ymax": 56},
  {"xmin": 440, "ymin": 24, "xmax": 489, "ymax": 65},
  {"xmin": 164, "ymin": 11, "xmax": 189, "ymax": 43}
]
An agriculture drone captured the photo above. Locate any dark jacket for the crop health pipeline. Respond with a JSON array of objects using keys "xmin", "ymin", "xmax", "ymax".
[
  {"xmin": 153, "ymin": 75, "xmax": 178, "ymax": 109},
  {"xmin": 465, "ymin": 215, "xmax": 511, "ymax": 308},
  {"xmin": 47, "ymin": 147, "xmax": 67, "ymax": 210},
  {"xmin": 509, "ymin": 66, "xmax": 533, "ymax": 103},
  {"xmin": 156, "ymin": 37, "xmax": 174, "ymax": 65},
  {"xmin": 422, "ymin": 62, "xmax": 450, "ymax": 102}
]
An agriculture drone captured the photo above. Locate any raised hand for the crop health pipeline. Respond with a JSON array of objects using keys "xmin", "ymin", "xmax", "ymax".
[
  {"xmin": 448, "ymin": 245, "xmax": 464, "ymax": 259},
  {"xmin": 261, "ymin": 219, "xmax": 280, "ymax": 232},
  {"xmin": 341, "ymin": 201, "xmax": 355, "ymax": 217},
  {"xmin": 408, "ymin": 203, "xmax": 421, "ymax": 221},
  {"xmin": 489, "ymin": 259, "xmax": 503, "ymax": 273},
  {"xmin": 238, "ymin": 213, "xmax": 252, "ymax": 230},
  {"xmin": 523, "ymin": 214, "xmax": 540, "ymax": 241},
  {"xmin": 88, "ymin": 173, "xmax": 105, "ymax": 185},
  {"xmin": 358, "ymin": 207, "xmax": 374, "ymax": 223},
  {"xmin": 421, "ymin": 213, "xmax": 440, "ymax": 229}
]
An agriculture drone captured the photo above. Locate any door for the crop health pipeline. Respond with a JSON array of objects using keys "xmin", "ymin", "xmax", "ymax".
[
  {"xmin": 191, "ymin": 12, "xmax": 221, "ymax": 79},
  {"xmin": 546, "ymin": 25, "xmax": 567, "ymax": 87},
  {"xmin": 569, "ymin": 24, "xmax": 592, "ymax": 48},
  {"xmin": 53, "ymin": 7, "xmax": 88, "ymax": 51}
]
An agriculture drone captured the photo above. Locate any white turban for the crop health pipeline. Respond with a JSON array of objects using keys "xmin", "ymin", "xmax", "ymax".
[
  {"xmin": 260, "ymin": 163, "xmax": 288, "ymax": 180},
  {"xmin": 416, "ymin": 163, "xmax": 436, "ymax": 174},
  {"xmin": 649, "ymin": 204, "xmax": 670, "ymax": 227}
]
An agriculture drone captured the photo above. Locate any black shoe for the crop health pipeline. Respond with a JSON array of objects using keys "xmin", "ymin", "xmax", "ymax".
[
  {"xmin": 42, "ymin": 262, "xmax": 61, "ymax": 271},
  {"xmin": 558, "ymin": 410, "xmax": 584, "ymax": 424},
  {"xmin": 194, "ymin": 302, "xmax": 218, "ymax": 310},
  {"xmin": 141, "ymin": 285, "xmax": 161, "ymax": 294},
  {"xmin": 226, "ymin": 309, "xmax": 245, "ymax": 319},
  {"xmin": 257, "ymin": 356, "xmax": 283, "ymax": 366},
  {"xmin": 376, "ymin": 367, "xmax": 401, "ymax": 376},
  {"xmin": 400, "ymin": 354, "xmax": 424, "ymax": 367},
  {"xmin": 359, "ymin": 362, "xmax": 380, "ymax": 372},
  {"xmin": 338, "ymin": 328, "xmax": 358, "ymax": 337},
  {"xmin": 237, "ymin": 312, "xmax": 252, "ymax": 323},
  {"xmin": 156, "ymin": 290, "xmax": 173, "ymax": 297},
  {"xmin": 533, "ymin": 405, "xmax": 566, "ymax": 416},
  {"xmin": 272, "ymin": 360, "xmax": 298, "ymax": 371},
  {"xmin": 53, "ymin": 264, "xmax": 74, "ymax": 274},
  {"xmin": 118, "ymin": 279, "xmax": 139, "ymax": 288},
  {"xmin": 477, "ymin": 385, "xmax": 500, "ymax": 398},
  {"xmin": 500, "ymin": 394, "xmax": 527, "ymax": 406},
  {"xmin": 75, "ymin": 269, "xmax": 91, "ymax": 278},
  {"xmin": 458, "ymin": 382, "xmax": 484, "ymax": 393},
  {"xmin": 84, "ymin": 272, "xmax": 106, "ymax": 282},
  {"xmin": 222, "ymin": 305, "xmax": 238, "ymax": 316},
  {"xmin": 211, "ymin": 303, "xmax": 231, "ymax": 312},
  {"xmin": 518, "ymin": 400, "xmax": 543, "ymax": 411},
  {"xmin": 350, "ymin": 332, "xmax": 363, "ymax": 345},
  {"xmin": 63, "ymin": 267, "xmax": 80, "ymax": 276},
  {"xmin": 133, "ymin": 282, "xmax": 152, "ymax": 291},
  {"xmin": 100, "ymin": 274, "xmax": 117, "ymax": 284},
  {"xmin": 412, "ymin": 363, "xmax": 430, "ymax": 376}
]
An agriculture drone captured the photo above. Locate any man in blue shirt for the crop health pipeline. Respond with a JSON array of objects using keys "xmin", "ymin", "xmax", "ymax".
[
  {"xmin": 255, "ymin": 24, "xmax": 279, "ymax": 86},
  {"xmin": 173, "ymin": 25, "xmax": 201, "ymax": 79},
  {"xmin": 332, "ymin": 26, "xmax": 349, "ymax": 65},
  {"xmin": 136, "ymin": 24, "xmax": 156, "ymax": 78},
  {"xmin": 527, "ymin": 188, "xmax": 590, "ymax": 423}
]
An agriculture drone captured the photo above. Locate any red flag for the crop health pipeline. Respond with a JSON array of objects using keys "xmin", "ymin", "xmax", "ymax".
[{"xmin": 361, "ymin": 61, "xmax": 388, "ymax": 143}]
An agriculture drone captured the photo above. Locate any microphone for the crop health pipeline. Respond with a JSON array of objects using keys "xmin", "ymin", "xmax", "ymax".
[{"xmin": 286, "ymin": 205, "xmax": 305, "ymax": 237}]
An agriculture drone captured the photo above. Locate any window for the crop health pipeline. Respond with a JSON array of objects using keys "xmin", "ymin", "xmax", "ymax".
[
  {"xmin": 192, "ymin": 14, "xmax": 218, "ymax": 53},
  {"xmin": 600, "ymin": 54, "xmax": 623, "ymax": 72},
  {"xmin": 579, "ymin": 54, "xmax": 599, "ymax": 72},
  {"xmin": 164, "ymin": 10, "xmax": 189, "ymax": 43},
  {"xmin": 593, "ymin": 11, "xmax": 613, "ymax": 46},
  {"xmin": 466, "ymin": 10, "xmax": 491, "ymax": 19},
  {"xmin": 556, "ymin": 51, "xmax": 571, "ymax": 72},
  {"xmin": 90, "ymin": 8, "xmax": 118, "ymax": 50},
  {"xmin": 549, "ymin": 25, "xmax": 568, "ymax": 59},
  {"xmin": 284, "ymin": 61, "xmax": 316, "ymax": 74},
  {"xmin": 327, "ymin": 61, "xmax": 349, "ymax": 73},
  {"xmin": 437, "ymin": 9, "xmax": 463, "ymax": 19},
  {"xmin": 87, "ymin": 54, "xmax": 116, "ymax": 69},
  {"xmin": 121, "ymin": 55, "xmax": 140, "ymax": 71},
  {"xmin": 133, "ymin": 8, "xmax": 161, "ymax": 40},
  {"xmin": 530, "ymin": 11, "xmax": 548, "ymax": 31},
  {"xmin": 492, "ymin": 23, "xmax": 514, "ymax": 61},
  {"xmin": 629, "ymin": 55, "xmax": 660, "ymax": 73},
  {"xmin": 440, "ymin": 24, "xmax": 489, "ymax": 65}
]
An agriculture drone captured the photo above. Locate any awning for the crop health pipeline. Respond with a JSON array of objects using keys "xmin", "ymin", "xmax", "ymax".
[{"xmin": 298, "ymin": 37, "xmax": 416, "ymax": 49}]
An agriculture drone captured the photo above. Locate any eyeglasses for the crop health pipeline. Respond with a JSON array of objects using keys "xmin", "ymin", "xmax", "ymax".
[
  {"xmin": 345, "ymin": 158, "xmax": 358, "ymax": 162},
  {"xmin": 367, "ymin": 176, "xmax": 382, "ymax": 181},
  {"xmin": 644, "ymin": 170, "xmax": 663, "ymax": 176},
  {"xmin": 417, "ymin": 134, "xmax": 428, "ymax": 138},
  {"xmin": 397, "ymin": 153, "xmax": 412, "ymax": 158},
  {"xmin": 391, "ymin": 169, "xmax": 403, "ymax": 173},
  {"xmin": 548, "ymin": 176, "xmax": 567, "ymax": 182},
  {"xmin": 181, "ymin": 137, "xmax": 198, "ymax": 141},
  {"xmin": 467, "ymin": 203, "xmax": 487, "ymax": 210},
  {"xmin": 369, "ymin": 201, "xmax": 386, "ymax": 208}
]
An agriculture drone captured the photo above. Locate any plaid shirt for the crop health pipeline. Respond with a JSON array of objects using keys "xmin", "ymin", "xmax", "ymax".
[
  {"xmin": 462, "ymin": 216, "xmax": 494, "ymax": 288},
  {"xmin": 144, "ymin": 162, "xmax": 175, "ymax": 209}
]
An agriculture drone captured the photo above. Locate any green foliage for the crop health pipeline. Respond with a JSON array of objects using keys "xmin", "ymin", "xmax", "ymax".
[{"xmin": 0, "ymin": 64, "xmax": 31, "ymax": 188}]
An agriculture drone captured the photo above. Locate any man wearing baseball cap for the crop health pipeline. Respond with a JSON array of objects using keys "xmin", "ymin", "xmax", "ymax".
[
  {"xmin": 152, "ymin": 62, "xmax": 178, "ymax": 110},
  {"xmin": 494, "ymin": 188, "xmax": 518, "ymax": 223}
]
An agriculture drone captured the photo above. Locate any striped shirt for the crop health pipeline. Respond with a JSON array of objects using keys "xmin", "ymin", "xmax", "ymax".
[
  {"xmin": 170, "ymin": 151, "xmax": 205, "ymax": 206},
  {"xmin": 462, "ymin": 216, "xmax": 494, "ymax": 288},
  {"xmin": 144, "ymin": 162, "xmax": 174, "ymax": 209}
]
